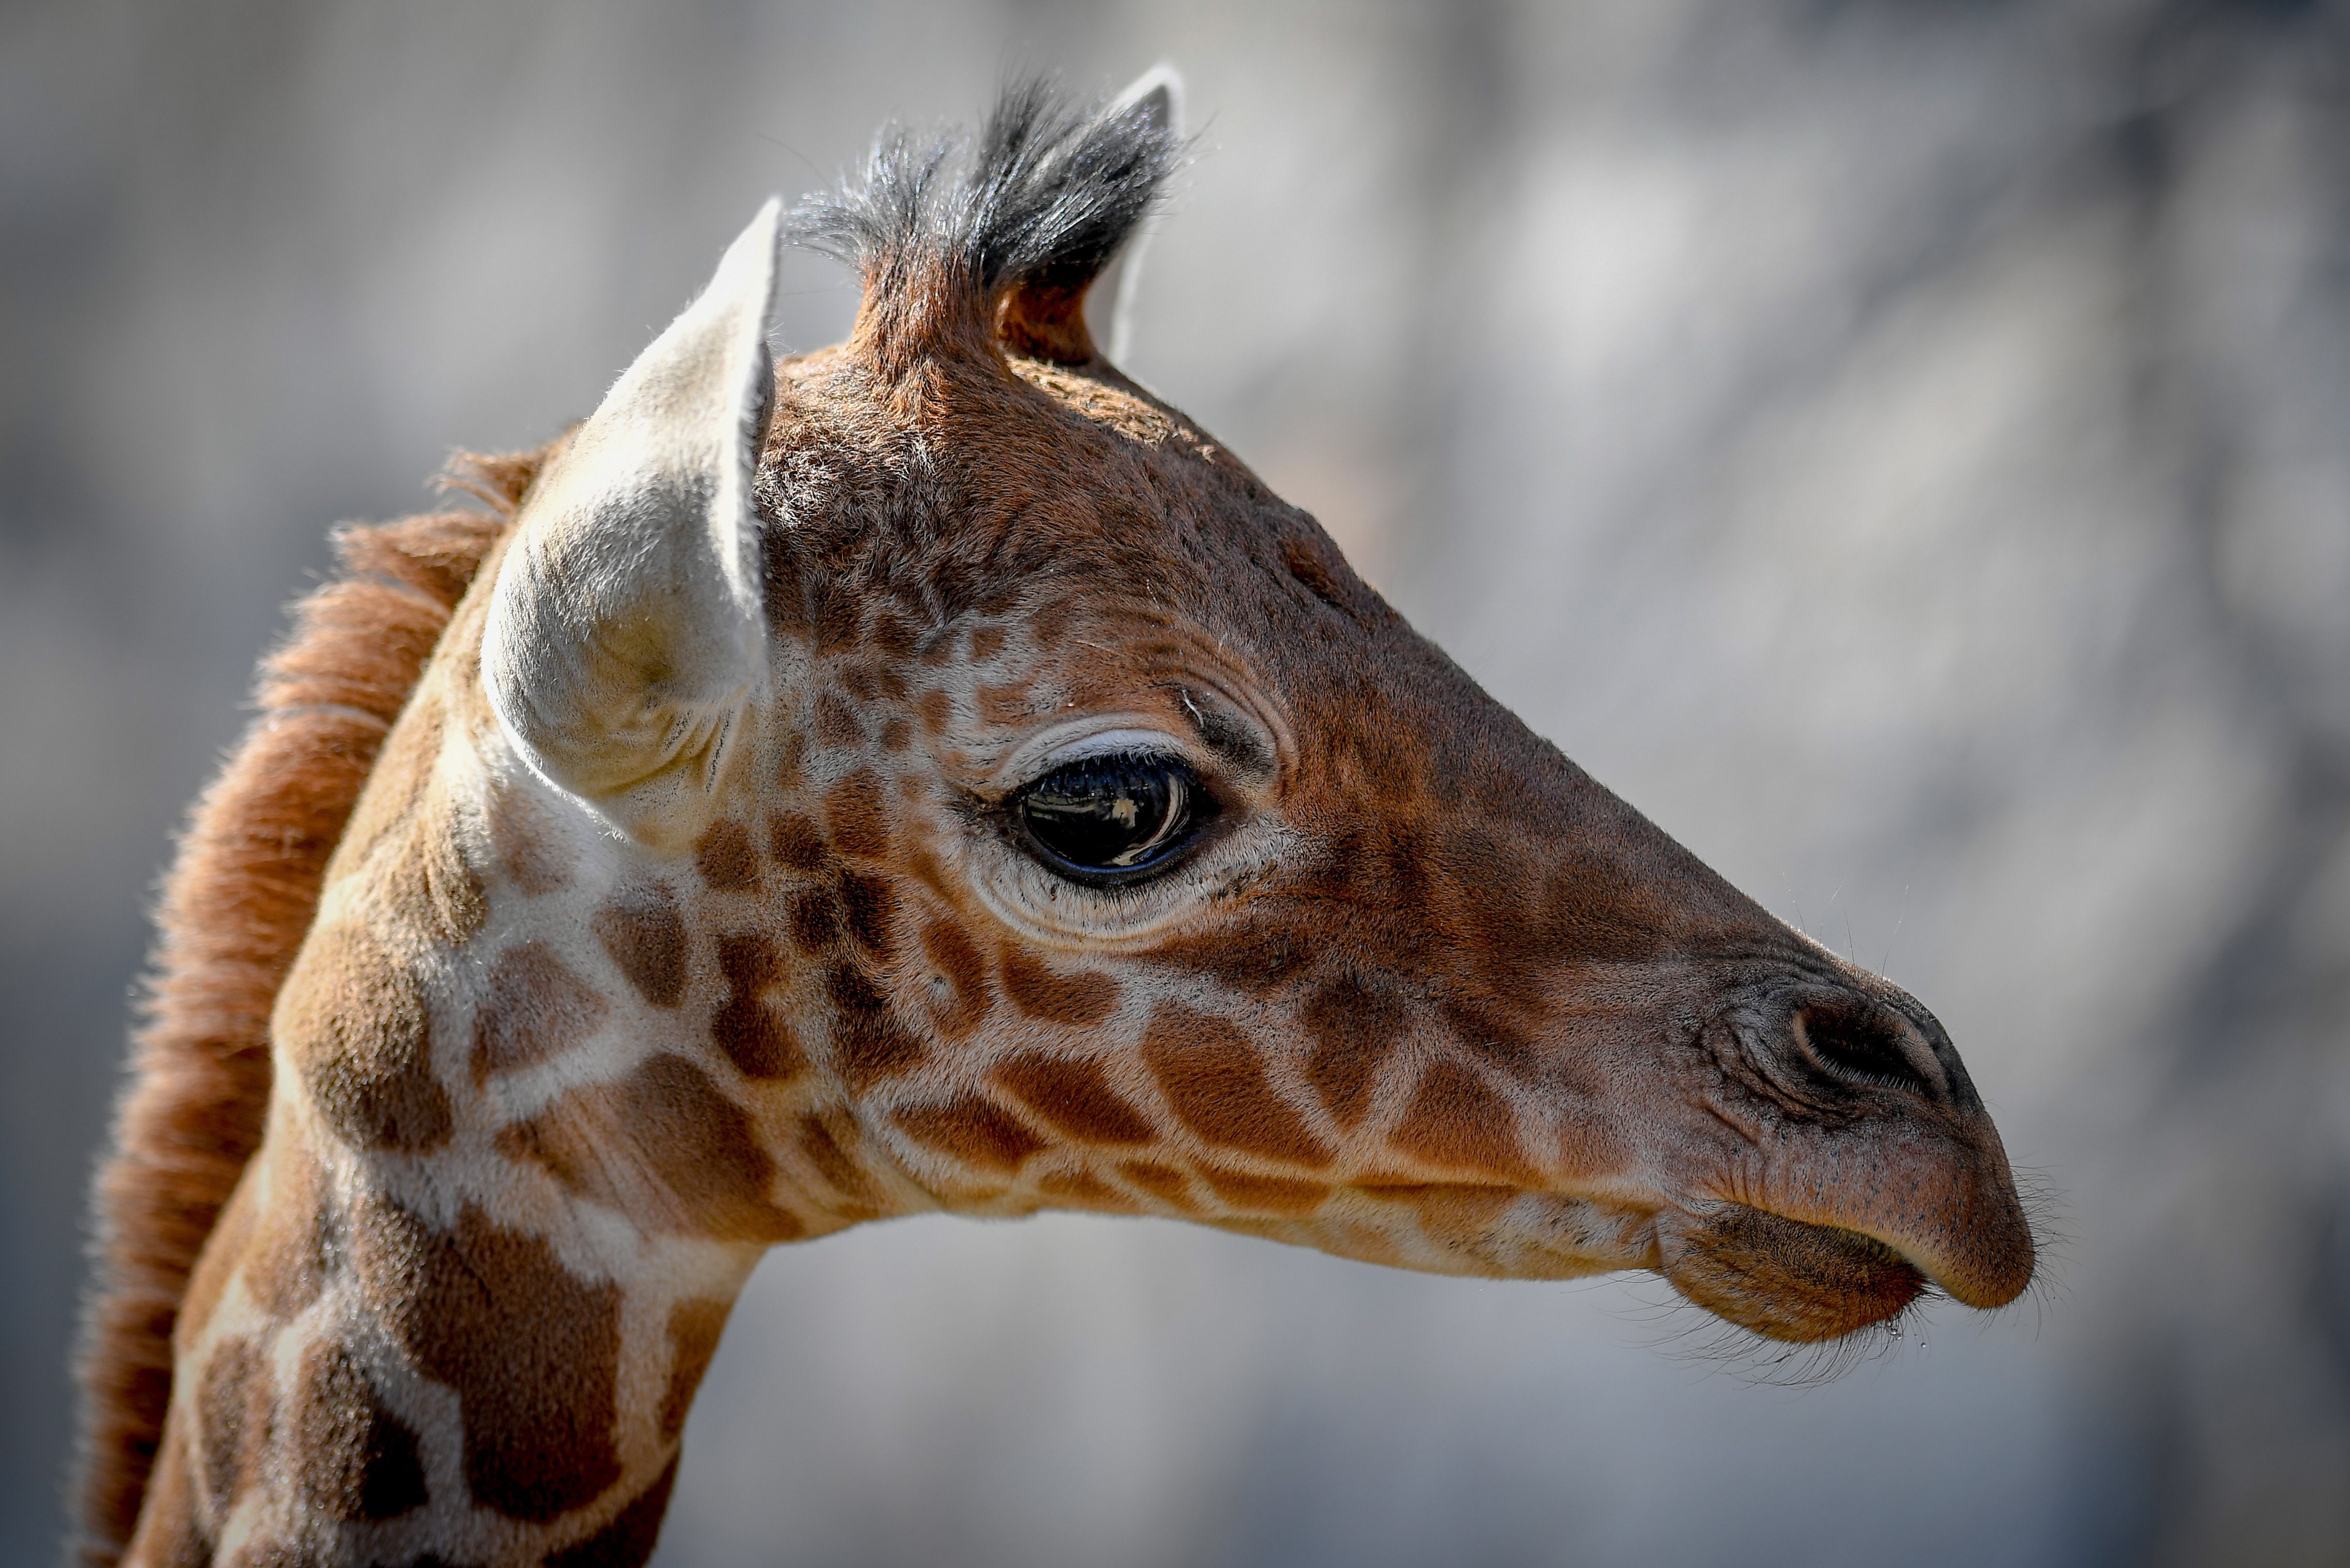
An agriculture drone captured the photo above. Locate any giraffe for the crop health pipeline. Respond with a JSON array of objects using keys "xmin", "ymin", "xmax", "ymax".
[{"xmin": 74, "ymin": 77, "xmax": 2036, "ymax": 1568}]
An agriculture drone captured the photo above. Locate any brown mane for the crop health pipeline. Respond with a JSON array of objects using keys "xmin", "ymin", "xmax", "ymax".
[{"xmin": 70, "ymin": 449, "xmax": 546, "ymax": 1568}]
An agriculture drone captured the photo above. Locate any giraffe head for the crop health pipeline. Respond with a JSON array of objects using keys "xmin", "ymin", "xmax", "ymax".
[{"xmin": 454, "ymin": 80, "xmax": 2035, "ymax": 1351}]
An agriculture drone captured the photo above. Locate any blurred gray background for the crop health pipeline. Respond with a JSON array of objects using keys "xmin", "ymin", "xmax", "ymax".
[{"xmin": 5, "ymin": 1, "xmax": 2347, "ymax": 1563}]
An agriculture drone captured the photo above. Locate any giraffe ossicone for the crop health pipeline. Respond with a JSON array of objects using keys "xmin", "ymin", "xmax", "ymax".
[{"xmin": 82, "ymin": 72, "xmax": 2036, "ymax": 1568}]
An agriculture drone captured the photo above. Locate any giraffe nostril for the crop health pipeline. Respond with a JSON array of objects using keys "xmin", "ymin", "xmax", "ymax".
[{"xmin": 1795, "ymin": 1000, "xmax": 1935, "ymax": 1097}]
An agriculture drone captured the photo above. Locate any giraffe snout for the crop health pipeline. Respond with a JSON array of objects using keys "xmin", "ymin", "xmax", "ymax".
[{"xmin": 1678, "ymin": 971, "xmax": 2038, "ymax": 1322}]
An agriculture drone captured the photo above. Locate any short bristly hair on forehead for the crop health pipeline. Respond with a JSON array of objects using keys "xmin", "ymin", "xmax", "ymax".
[{"xmin": 791, "ymin": 75, "xmax": 1184, "ymax": 364}]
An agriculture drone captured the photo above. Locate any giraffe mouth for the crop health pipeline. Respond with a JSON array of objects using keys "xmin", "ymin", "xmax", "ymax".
[{"xmin": 1654, "ymin": 1203, "xmax": 1928, "ymax": 1343}]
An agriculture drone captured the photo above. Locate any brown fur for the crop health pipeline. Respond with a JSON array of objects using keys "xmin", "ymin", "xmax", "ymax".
[{"xmin": 70, "ymin": 451, "xmax": 545, "ymax": 1568}]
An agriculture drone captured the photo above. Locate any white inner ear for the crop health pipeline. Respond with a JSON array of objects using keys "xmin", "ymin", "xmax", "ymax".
[
  {"xmin": 1086, "ymin": 64, "xmax": 1185, "ymax": 365},
  {"xmin": 482, "ymin": 198, "xmax": 784, "ymax": 848}
]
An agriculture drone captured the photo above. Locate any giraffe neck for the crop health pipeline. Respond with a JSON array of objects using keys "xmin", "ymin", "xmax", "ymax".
[
  {"xmin": 121, "ymin": 663, "xmax": 901, "ymax": 1567},
  {"xmin": 126, "ymin": 1105, "xmax": 764, "ymax": 1568}
]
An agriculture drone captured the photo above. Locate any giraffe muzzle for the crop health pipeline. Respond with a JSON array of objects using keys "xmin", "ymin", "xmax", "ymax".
[{"xmin": 1655, "ymin": 972, "xmax": 2038, "ymax": 1332}]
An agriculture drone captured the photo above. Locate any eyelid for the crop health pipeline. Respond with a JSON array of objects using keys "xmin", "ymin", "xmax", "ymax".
[{"xmin": 1013, "ymin": 727, "xmax": 1199, "ymax": 788}]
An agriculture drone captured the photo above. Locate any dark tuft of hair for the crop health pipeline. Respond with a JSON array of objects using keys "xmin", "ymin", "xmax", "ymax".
[{"xmin": 791, "ymin": 75, "xmax": 1183, "ymax": 299}]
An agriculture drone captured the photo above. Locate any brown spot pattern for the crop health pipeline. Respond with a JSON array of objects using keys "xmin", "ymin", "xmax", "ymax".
[
  {"xmin": 1200, "ymin": 1170, "xmax": 1333, "ymax": 1215},
  {"xmin": 1149, "ymin": 924, "xmax": 1315, "ymax": 996},
  {"xmin": 195, "ymin": 1338, "xmax": 268, "ymax": 1517},
  {"xmin": 796, "ymin": 1109, "xmax": 877, "ymax": 1204},
  {"xmin": 916, "ymin": 687, "xmax": 952, "ymax": 733},
  {"xmin": 826, "ymin": 962, "xmax": 925, "ymax": 1089},
  {"xmin": 244, "ymin": 1150, "xmax": 333, "ymax": 1320},
  {"xmin": 767, "ymin": 812, "xmax": 828, "ymax": 872},
  {"xmin": 281, "ymin": 924, "xmax": 452, "ymax": 1153},
  {"xmin": 788, "ymin": 890, "xmax": 841, "ymax": 955},
  {"xmin": 377, "ymin": 788, "xmax": 488, "ymax": 949},
  {"xmin": 711, "ymin": 934, "xmax": 808, "ymax": 1080},
  {"xmin": 814, "ymin": 692, "xmax": 864, "ymax": 746},
  {"xmin": 918, "ymin": 917, "xmax": 992, "ymax": 1034},
  {"xmin": 1391, "ymin": 1062, "xmax": 1536, "ymax": 1182},
  {"xmin": 1303, "ymin": 974, "xmax": 1403, "ymax": 1127},
  {"xmin": 1118, "ymin": 1161, "xmax": 1200, "ymax": 1210},
  {"xmin": 825, "ymin": 770, "xmax": 892, "ymax": 859},
  {"xmin": 592, "ymin": 879, "xmax": 688, "ymax": 1009},
  {"xmin": 773, "ymin": 730, "xmax": 808, "ymax": 794},
  {"xmin": 1037, "ymin": 1170, "xmax": 1135, "ymax": 1210},
  {"xmin": 660, "ymin": 1299, "xmax": 731, "ymax": 1443},
  {"xmin": 895, "ymin": 1097, "xmax": 1046, "ymax": 1173},
  {"xmin": 487, "ymin": 778, "xmax": 570, "ymax": 895},
  {"xmin": 1000, "ymin": 950, "xmax": 1118, "ymax": 1025},
  {"xmin": 976, "ymin": 683, "xmax": 1032, "ymax": 726},
  {"xmin": 1028, "ymin": 597, "xmax": 1071, "ymax": 646},
  {"xmin": 471, "ymin": 941, "xmax": 609, "ymax": 1081},
  {"xmin": 1142, "ymin": 1005, "xmax": 1330, "ymax": 1167},
  {"xmin": 837, "ymin": 871, "xmax": 898, "ymax": 959},
  {"xmin": 1444, "ymin": 997, "xmax": 1539, "ymax": 1081},
  {"xmin": 996, "ymin": 1053, "xmax": 1156, "ymax": 1143},
  {"xmin": 870, "ymin": 612, "xmax": 918, "ymax": 660},
  {"xmin": 545, "ymin": 1456, "xmax": 680, "ymax": 1568},
  {"xmin": 355, "ymin": 1199, "xmax": 623, "ymax": 1522},
  {"xmin": 290, "ymin": 1339, "xmax": 428, "ymax": 1520},
  {"xmin": 693, "ymin": 818, "xmax": 760, "ymax": 892},
  {"xmin": 499, "ymin": 1054, "xmax": 803, "ymax": 1242}
]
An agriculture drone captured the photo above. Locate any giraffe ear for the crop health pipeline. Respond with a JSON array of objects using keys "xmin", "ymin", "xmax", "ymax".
[
  {"xmin": 1084, "ymin": 64, "xmax": 1183, "ymax": 365},
  {"xmin": 483, "ymin": 198, "xmax": 781, "ymax": 848}
]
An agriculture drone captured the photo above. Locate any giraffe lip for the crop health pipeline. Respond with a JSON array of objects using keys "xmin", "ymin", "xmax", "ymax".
[{"xmin": 1655, "ymin": 1203, "xmax": 1928, "ymax": 1343}]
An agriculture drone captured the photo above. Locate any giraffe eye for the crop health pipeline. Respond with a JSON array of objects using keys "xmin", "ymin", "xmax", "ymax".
[{"xmin": 1013, "ymin": 753, "xmax": 1210, "ymax": 885}]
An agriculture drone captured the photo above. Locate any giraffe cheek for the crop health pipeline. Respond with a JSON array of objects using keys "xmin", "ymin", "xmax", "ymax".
[
  {"xmin": 999, "ymin": 949, "xmax": 1118, "ymax": 1025},
  {"xmin": 825, "ymin": 961, "xmax": 927, "ymax": 1091},
  {"xmin": 1299, "ymin": 972, "xmax": 1405, "ymax": 1128},
  {"xmin": 1387, "ymin": 1061, "xmax": 1539, "ymax": 1186},
  {"xmin": 995, "ymin": 1053, "xmax": 1157, "ymax": 1144},
  {"xmin": 916, "ymin": 916, "xmax": 994, "ymax": 1036},
  {"xmin": 1143, "ymin": 1004, "xmax": 1331, "ymax": 1168}
]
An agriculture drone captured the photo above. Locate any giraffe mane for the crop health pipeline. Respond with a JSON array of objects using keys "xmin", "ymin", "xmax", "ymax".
[{"xmin": 68, "ymin": 448, "xmax": 547, "ymax": 1568}]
